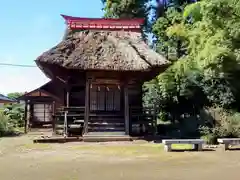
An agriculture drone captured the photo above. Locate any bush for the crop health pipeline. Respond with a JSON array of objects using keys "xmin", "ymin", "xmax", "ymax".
[
  {"xmin": 3, "ymin": 104, "xmax": 24, "ymax": 128},
  {"xmin": 0, "ymin": 112, "xmax": 9, "ymax": 135},
  {"xmin": 199, "ymin": 126, "xmax": 219, "ymax": 144},
  {"xmin": 0, "ymin": 103, "xmax": 24, "ymax": 137},
  {"xmin": 199, "ymin": 109, "xmax": 240, "ymax": 144},
  {"xmin": 0, "ymin": 112, "xmax": 15, "ymax": 136},
  {"xmin": 221, "ymin": 113, "xmax": 240, "ymax": 137}
]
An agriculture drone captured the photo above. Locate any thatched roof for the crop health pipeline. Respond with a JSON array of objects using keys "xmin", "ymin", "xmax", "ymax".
[{"xmin": 36, "ymin": 30, "xmax": 169, "ymax": 71}]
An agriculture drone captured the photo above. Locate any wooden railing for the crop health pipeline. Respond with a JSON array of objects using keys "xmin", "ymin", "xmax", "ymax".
[
  {"xmin": 54, "ymin": 106, "xmax": 85, "ymax": 136},
  {"xmin": 53, "ymin": 106, "xmax": 158, "ymax": 136},
  {"xmin": 56, "ymin": 106, "xmax": 85, "ymax": 113},
  {"xmin": 129, "ymin": 106, "xmax": 158, "ymax": 135}
]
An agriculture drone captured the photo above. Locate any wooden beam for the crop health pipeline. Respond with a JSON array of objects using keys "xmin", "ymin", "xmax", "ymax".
[
  {"xmin": 56, "ymin": 76, "xmax": 67, "ymax": 84},
  {"xmin": 84, "ymin": 78, "xmax": 90, "ymax": 135},
  {"xmin": 124, "ymin": 84, "xmax": 130, "ymax": 135}
]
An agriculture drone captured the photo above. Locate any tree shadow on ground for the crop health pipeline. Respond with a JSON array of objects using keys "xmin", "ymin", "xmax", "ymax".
[
  {"xmin": 0, "ymin": 132, "xmax": 23, "ymax": 138},
  {"xmin": 227, "ymin": 147, "xmax": 240, "ymax": 151},
  {"xmin": 170, "ymin": 149, "xmax": 215, "ymax": 152}
]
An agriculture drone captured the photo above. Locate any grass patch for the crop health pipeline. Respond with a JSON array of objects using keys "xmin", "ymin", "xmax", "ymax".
[
  {"xmin": 71, "ymin": 144, "xmax": 162, "ymax": 158},
  {"xmin": 70, "ymin": 143, "xmax": 194, "ymax": 158},
  {"xmin": 16, "ymin": 143, "xmax": 52, "ymax": 152},
  {"xmin": 172, "ymin": 144, "xmax": 193, "ymax": 150}
]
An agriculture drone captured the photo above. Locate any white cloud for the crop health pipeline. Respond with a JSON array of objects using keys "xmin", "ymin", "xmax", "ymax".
[{"xmin": 0, "ymin": 66, "xmax": 49, "ymax": 95}]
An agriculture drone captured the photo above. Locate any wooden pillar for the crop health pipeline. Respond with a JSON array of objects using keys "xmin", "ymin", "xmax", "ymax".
[
  {"xmin": 25, "ymin": 100, "xmax": 31, "ymax": 133},
  {"xmin": 154, "ymin": 106, "xmax": 158, "ymax": 135},
  {"xmin": 24, "ymin": 100, "xmax": 28, "ymax": 134},
  {"xmin": 64, "ymin": 88, "xmax": 70, "ymax": 137},
  {"xmin": 124, "ymin": 84, "xmax": 130, "ymax": 135},
  {"xmin": 66, "ymin": 89, "xmax": 70, "ymax": 107},
  {"xmin": 29, "ymin": 103, "xmax": 33, "ymax": 129},
  {"xmin": 52, "ymin": 101, "xmax": 56, "ymax": 134},
  {"xmin": 84, "ymin": 78, "xmax": 90, "ymax": 135},
  {"xmin": 63, "ymin": 111, "xmax": 68, "ymax": 137}
]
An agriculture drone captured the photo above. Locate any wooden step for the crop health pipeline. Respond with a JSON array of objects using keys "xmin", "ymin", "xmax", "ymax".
[
  {"xmin": 88, "ymin": 119, "xmax": 124, "ymax": 123},
  {"xmin": 33, "ymin": 136, "xmax": 142, "ymax": 143},
  {"xmin": 73, "ymin": 119, "xmax": 84, "ymax": 123},
  {"xmin": 88, "ymin": 122, "xmax": 124, "ymax": 126},
  {"xmin": 88, "ymin": 126, "xmax": 125, "ymax": 132},
  {"xmin": 55, "ymin": 114, "xmax": 85, "ymax": 117},
  {"xmin": 55, "ymin": 124, "xmax": 82, "ymax": 129},
  {"xmin": 89, "ymin": 114, "xmax": 124, "ymax": 117},
  {"xmin": 55, "ymin": 124, "xmax": 64, "ymax": 129},
  {"xmin": 83, "ymin": 132, "xmax": 131, "ymax": 142},
  {"xmin": 88, "ymin": 126, "xmax": 124, "ymax": 131},
  {"xmin": 68, "ymin": 124, "xmax": 82, "ymax": 128},
  {"xmin": 84, "ymin": 131, "xmax": 126, "ymax": 136},
  {"xmin": 55, "ymin": 129, "xmax": 64, "ymax": 135}
]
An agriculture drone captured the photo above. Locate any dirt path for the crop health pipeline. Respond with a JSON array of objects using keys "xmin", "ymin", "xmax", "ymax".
[{"xmin": 0, "ymin": 136, "xmax": 240, "ymax": 180}]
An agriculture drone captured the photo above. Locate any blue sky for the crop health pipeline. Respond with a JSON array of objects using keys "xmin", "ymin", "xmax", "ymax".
[{"xmin": 0, "ymin": 0, "xmax": 104, "ymax": 94}]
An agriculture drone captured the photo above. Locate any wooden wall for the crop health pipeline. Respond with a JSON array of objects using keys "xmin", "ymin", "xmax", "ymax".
[{"xmin": 30, "ymin": 69, "xmax": 150, "ymax": 135}]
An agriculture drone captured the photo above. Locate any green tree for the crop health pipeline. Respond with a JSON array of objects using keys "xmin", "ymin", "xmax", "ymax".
[
  {"xmin": 152, "ymin": 0, "xmax": 195, "ymax": 60},
  {"xmin": 102, "ymin": 0, "xmax": 150, "ymax": 18},
  {"xmin": 153, "ymin": 7, "xmax": 186, "ymax": 60},
  {"xmin": 7, "ymin": 92, "xmax": 24, "ymax": 100},
  {"xmin": 101, "ymin": 0, "xmax": 151, "ymax": 34},
  {"xmin": 144, "ymin": 0, "xmax": 240, "ymax": 122},
  {"xmin": 4, "ymin": 103, "xmax": 24, "ymax": 127},
  {"xmin": 0, "ymin": 103, "xmax": 24, "ymax": 136}
]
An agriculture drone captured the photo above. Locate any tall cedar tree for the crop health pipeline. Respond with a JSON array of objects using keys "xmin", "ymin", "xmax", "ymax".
[
  {"xmin": 153, "ymin": 0, "xmax": 196, "ymax": 60},
  {"xmin": 145, "ymin": 0, "xmax": 240, "ymax": 122},
  {"xmin": 101, "ymin": 0, "xmax": 151, "ymax": 34}
]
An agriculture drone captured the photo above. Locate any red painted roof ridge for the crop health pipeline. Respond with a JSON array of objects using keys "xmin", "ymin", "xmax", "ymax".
[{"xmin": 60, "ymin": 14, "xmax": 145, "ymax": 24}]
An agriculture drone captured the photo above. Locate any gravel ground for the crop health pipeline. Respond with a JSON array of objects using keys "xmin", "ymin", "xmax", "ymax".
[{"xmin": 0, "ymin": 135, "xmax": 240, "ymax": 180}]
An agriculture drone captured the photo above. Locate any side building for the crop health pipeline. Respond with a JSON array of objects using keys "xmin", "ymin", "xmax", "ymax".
[{"xmin": 0, "ymin": 94, "xmax": 16, "ymax": 107}]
